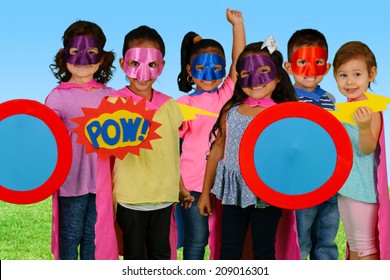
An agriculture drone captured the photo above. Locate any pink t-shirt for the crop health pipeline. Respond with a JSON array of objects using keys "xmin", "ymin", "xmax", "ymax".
[
  {"xmin": 45, "ymin": 85, "xmax": 114, "ymax": 197},
  {"xmin": 176, "ymin": 77, "xmax": 234, "ymax": 192}
]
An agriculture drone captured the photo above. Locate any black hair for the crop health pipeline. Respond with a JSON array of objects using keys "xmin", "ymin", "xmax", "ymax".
[
  {"xmin": 209, "ymin": 41, "xmax": 297, "ymax": 145},
  {"xmin": 50, "ymin": 20, "xmax": 115, "ymax": 83},
  {"xmin": 287, "ymin": 28, "xmax": 328, "ymax": 61},
  {"xmin": 177, "ymin": 31, "xmax": 225, "ymax": 93},
  {"xmin": 122, "ymin": 25, "xmax": 165, "ymax": 57}
]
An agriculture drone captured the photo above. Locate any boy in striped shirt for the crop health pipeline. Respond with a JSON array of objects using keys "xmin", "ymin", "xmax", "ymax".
[{"xmin": 284, "ymin": 28, "xmax": 339, "ymax": 260}]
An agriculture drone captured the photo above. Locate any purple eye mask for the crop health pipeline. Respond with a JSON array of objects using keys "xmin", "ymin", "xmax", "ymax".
[
  {"xmin": 64, "ymin": 36, "xmax": 103, "ymax": 65},
  {"xmin": 123, "ymin": 48, "xmax": 163, "ymax": 81},
  {"xmin": 239, "ymin": 54, "xmax": 277, "ymax": 88}
]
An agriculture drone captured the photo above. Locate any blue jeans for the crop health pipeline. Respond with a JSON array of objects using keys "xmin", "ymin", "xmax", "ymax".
[
  {"xmin": 296, "ymin": 194, "xmax": 340, "ymax": 260},
  {"xmin": 58, "ymin": 193, "xmax": 96, "ymax": 260},
  {"xmin": 178, "ymin": 191, "xmax": 209, "ymax": 260}
]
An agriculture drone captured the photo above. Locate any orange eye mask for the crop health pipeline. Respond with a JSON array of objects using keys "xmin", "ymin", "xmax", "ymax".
[{"xmin": 291, "ymin": 47, "xmax": 328, "ymax": 77}]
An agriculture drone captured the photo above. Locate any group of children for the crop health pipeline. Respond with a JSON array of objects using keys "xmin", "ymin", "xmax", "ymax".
[{"xmin": 45, "ymin": 8, "xmax": 390, "ymax": 260}]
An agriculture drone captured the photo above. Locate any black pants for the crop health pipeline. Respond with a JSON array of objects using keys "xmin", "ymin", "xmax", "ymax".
[
  {"xmin": 220, "ymin": 205, "xmax": 281, "ymax": 260},
  {"xmin": 116, "ymin": 203, "xmax": 172, "ymax": 260}
]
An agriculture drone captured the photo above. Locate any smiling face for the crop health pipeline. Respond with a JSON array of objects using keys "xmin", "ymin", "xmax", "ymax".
[
  {"xmin": 64, "ymin": 36, "xmax": 103, "ymax": 65},
  {"xmin": 187, "ymin": 47, "xmax": 226, "ymax": 92},
  {"xmin": 120, "ymin": 39, "xmax": 165, "ymax": 96},
  {"xmin": 66, "ymin": 62, "xmax": 101, "ymax": 84},
  {"xmin": 284, "ymin": 45, "xmax": 330, "ymax": 92},
  {"xmin": 241, "ymin": 77, "xmax": 279, "ymax": 100},
  {"xmin": 238, "ymin": 53, "xmax": 279, "ymax": 100},
  {"xmin": 334, "ymin": 58, "xmax": 376, "ymax": 101},
  {"xmin": 64, "ymin": 35, "xmax": 103, "ymax": 83}
]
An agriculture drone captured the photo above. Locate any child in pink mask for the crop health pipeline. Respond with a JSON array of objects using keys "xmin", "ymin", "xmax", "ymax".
[
  {"xmin": 176, "ymin": 8, "xmax": 246, "ymax": 260},
  {"xmin": 96, "ymin": 25, "xmax": 189, "ymax": 260},
  {"xmin": 284, "ymin": 28, "xmax": 339, "ymax": 260},
  {"xmin": 46, "ymin": 20, "xmax": 115, "ymax": 260}
]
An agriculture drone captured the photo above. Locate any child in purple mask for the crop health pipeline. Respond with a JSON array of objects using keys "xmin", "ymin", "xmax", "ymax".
[
  {"xmin": 198, "ymin": 38, "xmax": 297, "ymax": 259},
  {"xmin": 45, "ymin": 20, "xmax": 115, "ymax": 260},
  {"xmin": 175, "ymin": 8, "xmax": 246, "ymax": 260},
  {"xmin": 96, "ymin": 25, "xmax": 188, "ymax": 260}
]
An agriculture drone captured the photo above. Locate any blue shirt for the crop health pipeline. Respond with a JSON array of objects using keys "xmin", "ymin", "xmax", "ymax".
[
  {"xmin": 339, "ymin": 123, "xmax": 378, "ymax": 203},
  {"xmin": 295, "ymin": 86, "xmax": 335, "ymax": 111}
]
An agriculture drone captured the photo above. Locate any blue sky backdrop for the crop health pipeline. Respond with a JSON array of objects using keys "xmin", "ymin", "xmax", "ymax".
[{"xmin": 1, "ymin": 0, "xmax": 390, "ymax": 173}]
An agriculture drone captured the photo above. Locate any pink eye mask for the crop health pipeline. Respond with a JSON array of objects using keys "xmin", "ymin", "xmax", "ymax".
[{"xmin": 123, "ymin": 48, "xmax": 163, "ymax": 81}]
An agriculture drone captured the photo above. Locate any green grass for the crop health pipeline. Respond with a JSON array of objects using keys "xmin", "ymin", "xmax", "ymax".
[
  {"xmin": 0, "ymin": 198, "xmax": 53, "ymax": 260},
  {"xmin": 0, "ymin": 199, "xmax": 346, "ymax": 260}
]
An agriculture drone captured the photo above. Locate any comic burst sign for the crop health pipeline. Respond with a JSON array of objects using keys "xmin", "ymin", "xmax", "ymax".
[{"xmin": 72, "ymin": 97, "xmax": 162, "ymax": 159}]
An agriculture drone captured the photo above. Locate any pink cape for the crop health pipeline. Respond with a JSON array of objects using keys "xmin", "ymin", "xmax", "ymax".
[
  {"xmin": 240, "ymin": 209, "xmax": 300, "ymax": 260},
  {"xmin": 51, "ymin": 193, "xmax": 60, "ymax": 260},
  {"xmin": 52, "ymin": 159, "xmax": 178, "ymax": 260},
  {"xmin": 275, "ymin": 210, "xmax": 301, "ymax": 259},
  {"xmin": 51, "ymin": 87, "xmax": 299, "ymax": 260},
  {"xmin": 377, "ymin": 121, "xmax": 390, "ymax": 260},
  {"xmin": 345, "ymin": 117, "xmax": 390, "ymax": 259},
  {"xmin": 52, "ymin": 89, "xmax": 178, "ymax": 260},
  {"xmin": 93, "ymin": 159, "xmax": 178, "ymax": 259},
  {"xmin": 93, "ymin": 90, "xmax": 177, "ymax": 259},
  {"xmin": 52, "ymin": 167, "xmax": 300, "ymax": 260},
  {"xmin": 376, "ymin": 122, "xmax": 390, "ymax": 259}
]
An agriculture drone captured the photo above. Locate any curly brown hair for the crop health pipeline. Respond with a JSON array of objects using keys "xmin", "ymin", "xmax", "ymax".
[{"xmin": 50, "ymin": 20, "xmax": 115, "ymax": 84}]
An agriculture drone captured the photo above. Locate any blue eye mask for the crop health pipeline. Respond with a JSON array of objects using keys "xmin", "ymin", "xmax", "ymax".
[{"xmin": 191, "ymin": 54, "xmax": 226, "ymax": 81}]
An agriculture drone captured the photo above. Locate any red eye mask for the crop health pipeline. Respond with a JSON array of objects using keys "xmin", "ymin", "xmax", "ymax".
[{"xmin": 291, "ymin": 47, "xmax": 328, "ymax": 77}]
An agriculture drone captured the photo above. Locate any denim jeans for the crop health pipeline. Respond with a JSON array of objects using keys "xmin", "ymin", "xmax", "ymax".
[
  {"xmin": 58, "ymin": 193, "xmax": 96, "ymax": 260},
  {"xmin": 178, "ymin": 191, "xmax": 209, "ymax": 260},
  {"xmin": 296, "ymin": 194, "xmax": 340, "ymax": 260},
  {"xmin": 220, "ymin": 205, "xmax": 281, "ymax": 260}
]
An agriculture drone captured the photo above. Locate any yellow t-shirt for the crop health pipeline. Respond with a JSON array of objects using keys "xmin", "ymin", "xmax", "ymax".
[{"xmin": 112, "ymin": 98, "xmax": 183, "ymax": 204}]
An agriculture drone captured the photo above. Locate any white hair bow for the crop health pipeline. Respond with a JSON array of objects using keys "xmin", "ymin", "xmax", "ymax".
[{"xmin": 261, "ymin": 35, "xmax": 279, "ymax": 54}]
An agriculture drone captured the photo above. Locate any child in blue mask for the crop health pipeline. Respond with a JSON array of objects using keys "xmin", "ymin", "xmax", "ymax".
[{"xmin": 176, "ymin": 8, "xmax": 246, "ymax": 260}]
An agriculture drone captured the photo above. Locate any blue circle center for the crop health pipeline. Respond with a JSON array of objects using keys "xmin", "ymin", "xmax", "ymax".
[
  {"xmin": 254, "ymin": 117, "xmax": 336, "ymax": 195},
  {"xmin": 0, "ymin": 114, "xmax": 58, "ymax": 191}
]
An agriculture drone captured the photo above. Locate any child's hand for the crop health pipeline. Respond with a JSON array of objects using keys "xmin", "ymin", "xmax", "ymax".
[
  {"xmin": 179, "ymin": 179, "xmax": 194, "ymax": 209},
  {"xmin": 198, "ymin": 193, "xmax": 212, "ymax": 216},
  {"xmin": 179, "ymin": 187, "xmax": 195, "ymax": 209},
  {"xmin": 226, "ymin": 8, "xmax": 243, "ymax": 26},
  {"xmin": 355, "ymin": 106, "xmax": 373, "ymax": 130}
]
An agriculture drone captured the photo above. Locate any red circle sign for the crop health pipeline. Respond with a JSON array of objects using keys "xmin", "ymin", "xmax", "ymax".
[
  {"xmin": 239, "ymin": 102, "xmax": 353, "ymax": 209},
  {"xmin": 0, "ymin": 99, "xmax": 72, "ymax": 204}
]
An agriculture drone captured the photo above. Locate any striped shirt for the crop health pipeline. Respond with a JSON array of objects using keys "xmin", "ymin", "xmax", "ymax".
[{"xmin": 295, "ymin": 86, "xmax": 335, "ymax": 111}]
